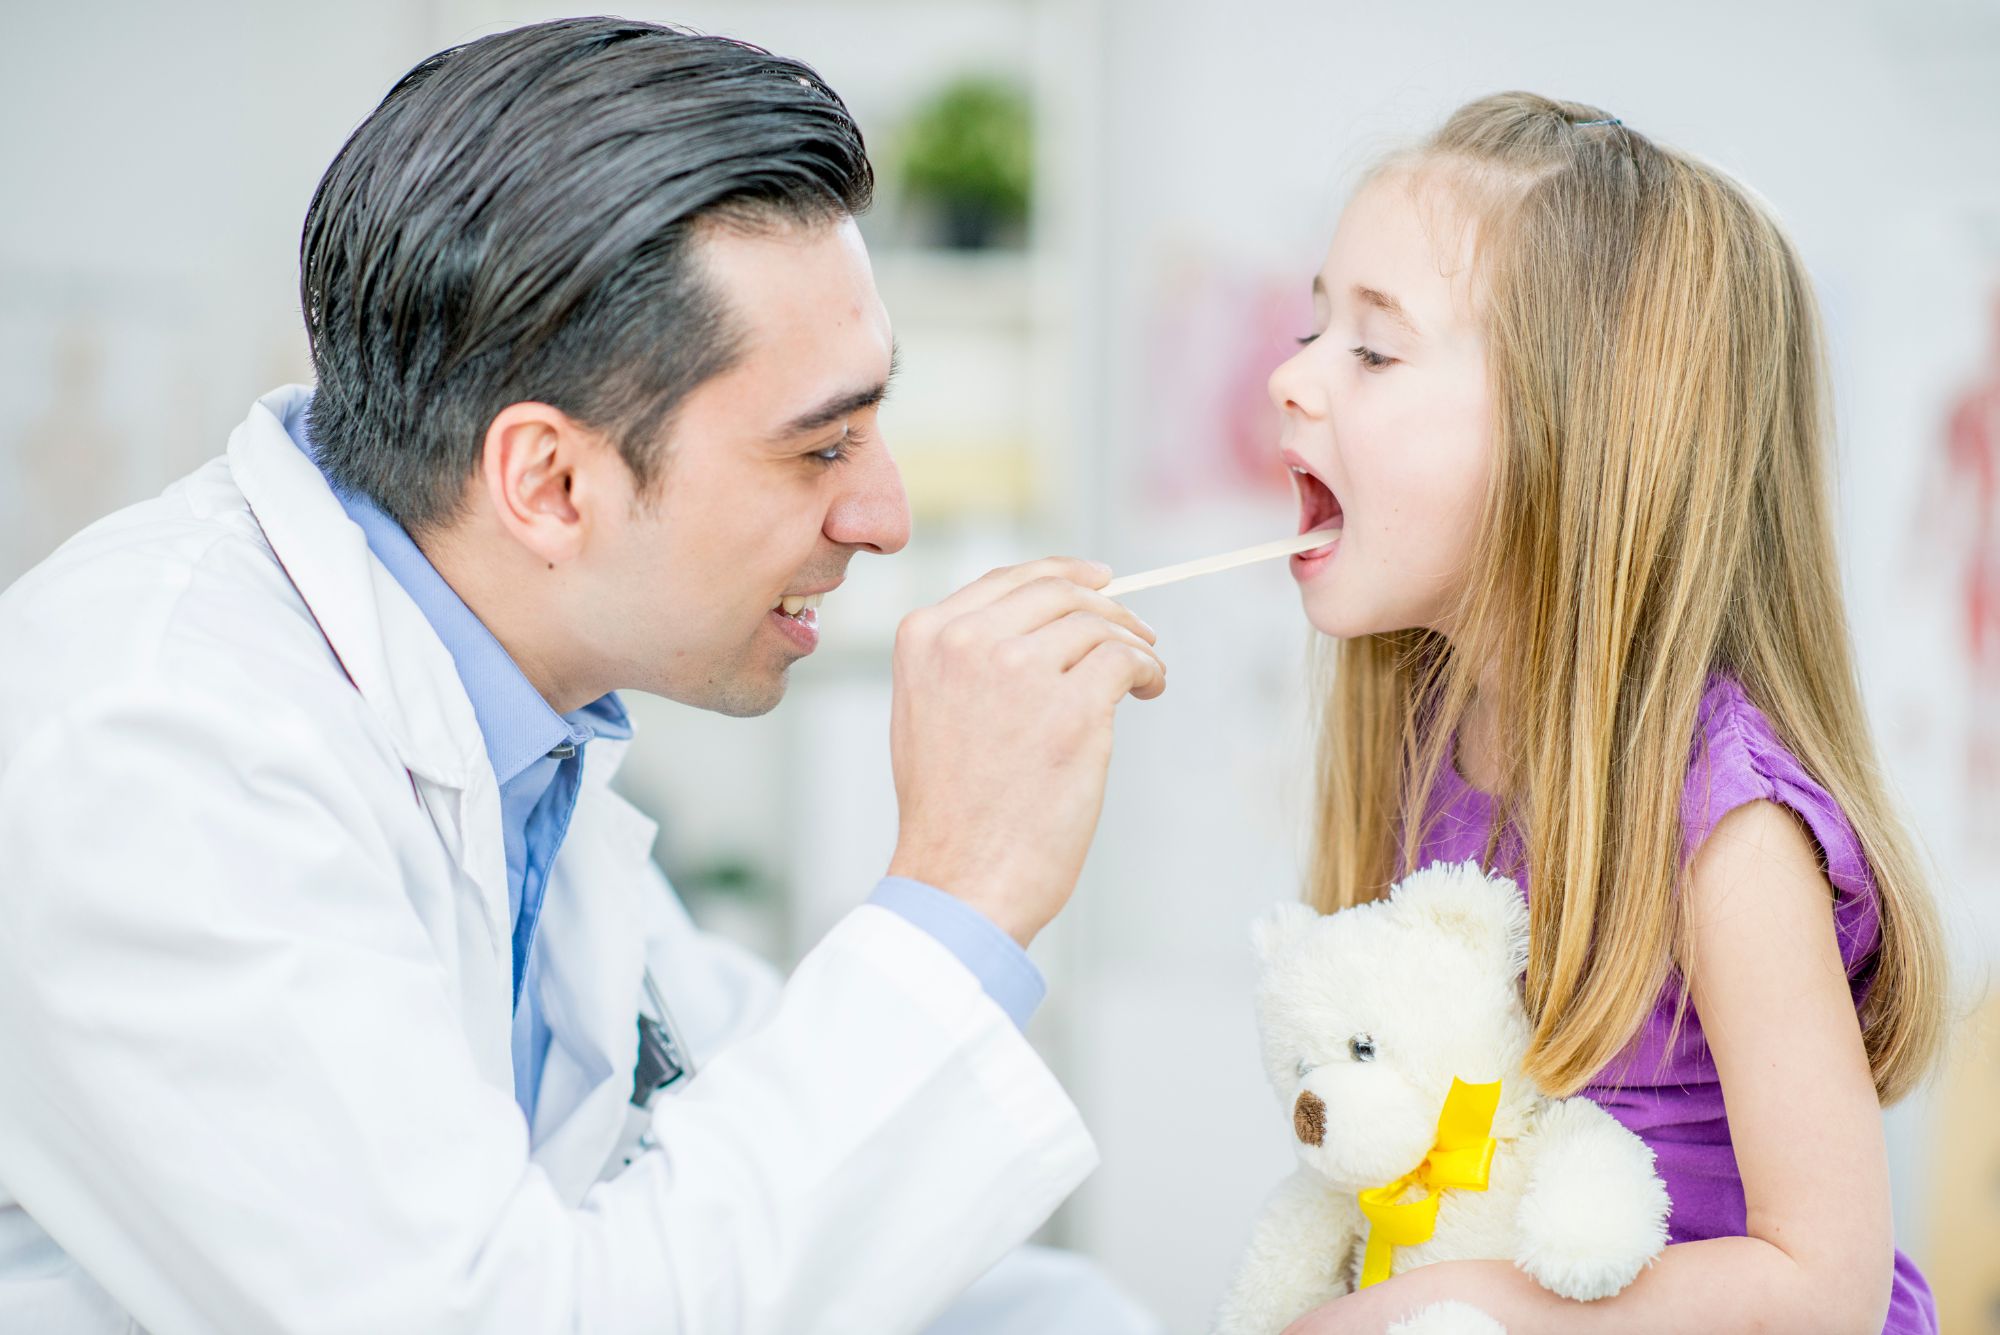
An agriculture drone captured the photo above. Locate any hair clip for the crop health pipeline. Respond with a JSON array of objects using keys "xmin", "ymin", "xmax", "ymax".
[{"xmin": 1573, "ymin": 117, "xmax": 1622, "ymax": 127}]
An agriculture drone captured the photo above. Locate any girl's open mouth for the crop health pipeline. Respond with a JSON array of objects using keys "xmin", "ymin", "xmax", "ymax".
[{"xmin": 1289, "ymin": 462, "xmax": 1343, "ymax": 574}]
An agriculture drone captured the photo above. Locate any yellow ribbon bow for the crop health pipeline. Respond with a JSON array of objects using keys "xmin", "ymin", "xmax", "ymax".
[{"xmin": 1354, "ymin": 1076, "xmax": 1502, "ymax": 1288}]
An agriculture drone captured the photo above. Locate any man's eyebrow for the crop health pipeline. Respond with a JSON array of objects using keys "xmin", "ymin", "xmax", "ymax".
[
  {"xmin": 1311, "ymin": 276, "xmax": 1422, "ymax": 338},
  {"xmin": 778, "ymin": 342, "xmax": 902, "ymax": 437}
]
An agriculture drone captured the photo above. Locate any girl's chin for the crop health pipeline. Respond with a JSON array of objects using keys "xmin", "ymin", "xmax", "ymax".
[
  {"xmin": 1300, "ymin": 598, "xmax": 1361, "ymax": 639},
  {"xmin": 1298, "ymin": 588, "xmax": 1404, "ymax": 641}
]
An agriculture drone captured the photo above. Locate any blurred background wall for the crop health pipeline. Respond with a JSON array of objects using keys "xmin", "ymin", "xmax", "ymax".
[{"xmin": 3, "ymin": 1, "xmax": 1997, "ymax": 1328}]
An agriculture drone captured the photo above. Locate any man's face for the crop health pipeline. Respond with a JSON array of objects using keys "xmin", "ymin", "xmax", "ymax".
[{"xmin": 581, "ymin": 216, "xmax": 908, "ymax": 716}]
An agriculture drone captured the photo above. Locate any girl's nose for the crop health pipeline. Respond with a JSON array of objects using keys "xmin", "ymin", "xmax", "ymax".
[{"xmin": 1268, "ymin": 347, "xmax": 1326, "ymax": 420}]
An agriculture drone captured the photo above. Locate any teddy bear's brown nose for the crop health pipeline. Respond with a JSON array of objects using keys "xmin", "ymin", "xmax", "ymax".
[{"xmin": 1293, "ymin": 1090, "xmax": 1326, "ymax": 1147}]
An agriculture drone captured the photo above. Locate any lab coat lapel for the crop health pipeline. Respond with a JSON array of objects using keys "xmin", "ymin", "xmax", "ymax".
[
  {"xmin": 228, "ymin": 385, "xmax": 516, "ymax": 1078},
  {"xmin": 527, "ymin": 745, "xmax": 657, "ymax": 1203},
  {"xmin": 227, "ymin": 387, "xmax": 484, "ymax": 792}
]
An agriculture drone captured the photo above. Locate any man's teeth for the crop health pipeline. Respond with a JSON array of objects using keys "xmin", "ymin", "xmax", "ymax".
[{"xmin": 773, "ymin": 593, "xmax": 825, "ymax": 617}]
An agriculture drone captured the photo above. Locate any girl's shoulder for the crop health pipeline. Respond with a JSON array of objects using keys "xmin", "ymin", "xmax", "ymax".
[{"xmin": 1683, "ymin": 673, "xmax": 1882, "ymax": 971}]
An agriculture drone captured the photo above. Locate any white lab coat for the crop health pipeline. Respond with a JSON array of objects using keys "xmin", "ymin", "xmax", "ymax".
[{"xmin": 0, "ymin": 386, "xmax": 1137, "ymax": 1335}]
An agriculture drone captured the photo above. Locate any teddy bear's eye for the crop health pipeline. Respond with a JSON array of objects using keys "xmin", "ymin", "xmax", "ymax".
[{"xmin": 1348, "ymin": 1034, "xmax": 1376, "ymax": 1063}]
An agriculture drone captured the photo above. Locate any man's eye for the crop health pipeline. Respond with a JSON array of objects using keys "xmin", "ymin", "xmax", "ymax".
[{"xmin": 809, "ymin": 428, "xmax": 870, "ymax": 466}]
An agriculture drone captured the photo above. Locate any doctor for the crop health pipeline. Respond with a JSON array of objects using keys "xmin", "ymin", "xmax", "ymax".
[{"xmin": 0, "ymin": 18, "xmax": 1169, "ymax": 1335}]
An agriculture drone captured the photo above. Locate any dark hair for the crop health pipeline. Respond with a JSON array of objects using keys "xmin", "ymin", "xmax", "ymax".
[{"xmin": 300, "ymin": 17, "xmax": 873, "ymax": 532}]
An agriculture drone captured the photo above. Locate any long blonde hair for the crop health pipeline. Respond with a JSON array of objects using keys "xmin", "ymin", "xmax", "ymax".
[{"xmin": 1307, "ymin": 92, "xmax": 1946, "ymax": 1103}]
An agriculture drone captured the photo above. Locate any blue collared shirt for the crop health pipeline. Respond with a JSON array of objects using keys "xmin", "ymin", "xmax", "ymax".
[{"xmin": 284, "ymin": 399, "xmax": 1043, "ymax": 1121}]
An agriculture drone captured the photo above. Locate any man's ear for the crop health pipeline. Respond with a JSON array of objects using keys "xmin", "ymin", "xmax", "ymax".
[
  {"xmin": 1250, "ymin": 900, "xmax": 1321, "ymax": 970},
  {"xmin": 480, "ymin": 401, "xmax": 599, "ymax": 567}
]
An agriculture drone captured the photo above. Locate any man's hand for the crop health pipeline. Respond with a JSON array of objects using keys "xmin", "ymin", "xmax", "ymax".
[{"xmin": 886, "ymin": 557, "xmax": 1166, "ymax": 947}]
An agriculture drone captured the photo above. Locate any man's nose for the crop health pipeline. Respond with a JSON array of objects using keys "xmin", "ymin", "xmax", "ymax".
[{"xmin": 825, "ymin": 434, "xmax": 911, "ymax": 555}]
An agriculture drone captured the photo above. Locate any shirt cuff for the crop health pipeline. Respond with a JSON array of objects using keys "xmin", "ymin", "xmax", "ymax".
[{"xmin": 867, "ymin": 876, "xmax": 1047, "ymax": 1030}]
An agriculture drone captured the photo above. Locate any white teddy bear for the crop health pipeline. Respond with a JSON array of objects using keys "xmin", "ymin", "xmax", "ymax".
[{"xmin": 1212, "ymin": 861, "xmax": 1670, "ymax": 1335}]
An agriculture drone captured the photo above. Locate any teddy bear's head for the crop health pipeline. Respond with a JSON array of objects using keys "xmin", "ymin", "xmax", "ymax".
[{"xmin": 1249, "ymin": 861, "xmax": 1534, "ymax": 1191}]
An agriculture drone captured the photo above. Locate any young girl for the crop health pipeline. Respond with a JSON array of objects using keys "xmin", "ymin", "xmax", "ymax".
[{"xmin": 1267, "ymin": 93, "xmax": 1948, "ymax": 1333}]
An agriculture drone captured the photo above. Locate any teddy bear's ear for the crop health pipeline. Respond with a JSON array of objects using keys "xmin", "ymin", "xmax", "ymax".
[
  {"xmin": 1249, "ymin": 900, "xmax": 1321, "ymax": 968},
  {"xmin": 1388, "ymin": 860, "xmax": 1530, "ymax": 976}
]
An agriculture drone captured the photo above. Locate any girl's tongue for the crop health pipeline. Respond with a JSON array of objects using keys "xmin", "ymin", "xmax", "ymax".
[{"xmin": 1296, "ymin": 468, "xmax": 1343, "ymax": 556}]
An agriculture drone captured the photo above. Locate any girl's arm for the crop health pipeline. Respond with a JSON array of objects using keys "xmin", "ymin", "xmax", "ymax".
[{"xmin": 1284, "ymin": 798, "xmax": 1897, "ymax": 1335}]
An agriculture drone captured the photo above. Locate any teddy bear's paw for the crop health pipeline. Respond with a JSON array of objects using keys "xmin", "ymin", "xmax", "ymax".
[
  {"xmin": 1385, "ymin": 1299, "xmax": 1508, "ymax": 1335},
  {"xmin": 1513, "ymin": 1097, "xmax": 1671, "ymax": 1300},
  {"xmin": 1211, "ymin": 1170, "xmax": 1362, "ymax": 1335}
]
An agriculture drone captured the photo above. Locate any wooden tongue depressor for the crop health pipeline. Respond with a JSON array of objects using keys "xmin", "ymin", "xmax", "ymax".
[{"xmin": 1100, "ymin": 530, "xmax": 1338, "ymax": 598}]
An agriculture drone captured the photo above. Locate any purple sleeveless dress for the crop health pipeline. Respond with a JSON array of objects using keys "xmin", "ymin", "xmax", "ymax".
[{"xmin": 1411, "ymin": 674, "xmax": 1935, "ymax": 1332}]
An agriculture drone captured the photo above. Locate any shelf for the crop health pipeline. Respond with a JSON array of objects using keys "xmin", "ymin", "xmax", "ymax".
[{"xmin": 868, "ymin": 245, "xmax": 1037, "ymax": 329}]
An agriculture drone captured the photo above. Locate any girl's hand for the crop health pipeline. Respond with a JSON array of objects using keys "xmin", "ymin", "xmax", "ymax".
[{"xmin": 1277, "ymin": 1266, "xmax": 1457, "ymax": 1334}]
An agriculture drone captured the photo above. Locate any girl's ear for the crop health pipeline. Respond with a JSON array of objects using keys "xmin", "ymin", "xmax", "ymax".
[
  {"xmin": 1250, "ymin": 900, "xmax": 1322, "ymax": 969},
  {"xmin": 1389, "ymin": 860, "xmax": 1531, "ymax": 977}
]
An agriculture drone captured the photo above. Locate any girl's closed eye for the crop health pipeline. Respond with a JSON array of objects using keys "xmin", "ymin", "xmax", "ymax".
[{"xmin": 1290, "ymin": 333, "xmax": 1396, "ymax": 371}]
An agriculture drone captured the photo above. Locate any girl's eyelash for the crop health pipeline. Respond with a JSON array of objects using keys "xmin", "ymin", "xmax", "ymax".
[{"xmin": 1295, "ymin": 334, "xmax": 1394, "ymax": 370}]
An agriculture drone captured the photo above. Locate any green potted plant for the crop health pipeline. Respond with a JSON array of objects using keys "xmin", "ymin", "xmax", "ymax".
[{"xmin": 897, "ymin": 76, "xmax": 1033, "ymax": 250}]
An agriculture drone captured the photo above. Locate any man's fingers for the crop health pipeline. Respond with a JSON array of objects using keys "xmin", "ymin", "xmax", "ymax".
[
  {"xmin": 1027, "ymin": 610, "xmax": 1165, "ymax": 675},
  {"xmin": 1072, "ymin": 636, "xmax": 1168, "ymax": 703},
  {"xmin": 964, "ymin": 575, "xmax": 1156, "ymax": 647},
  {"xmin": 931, "ymin": 557, "xmax": 1111, "ymax": 620}
]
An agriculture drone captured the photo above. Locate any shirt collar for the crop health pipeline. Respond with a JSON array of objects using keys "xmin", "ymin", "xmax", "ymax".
[{"xmin": 281, "ymin": 395, "xmax": 630, "ymax": 786}]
